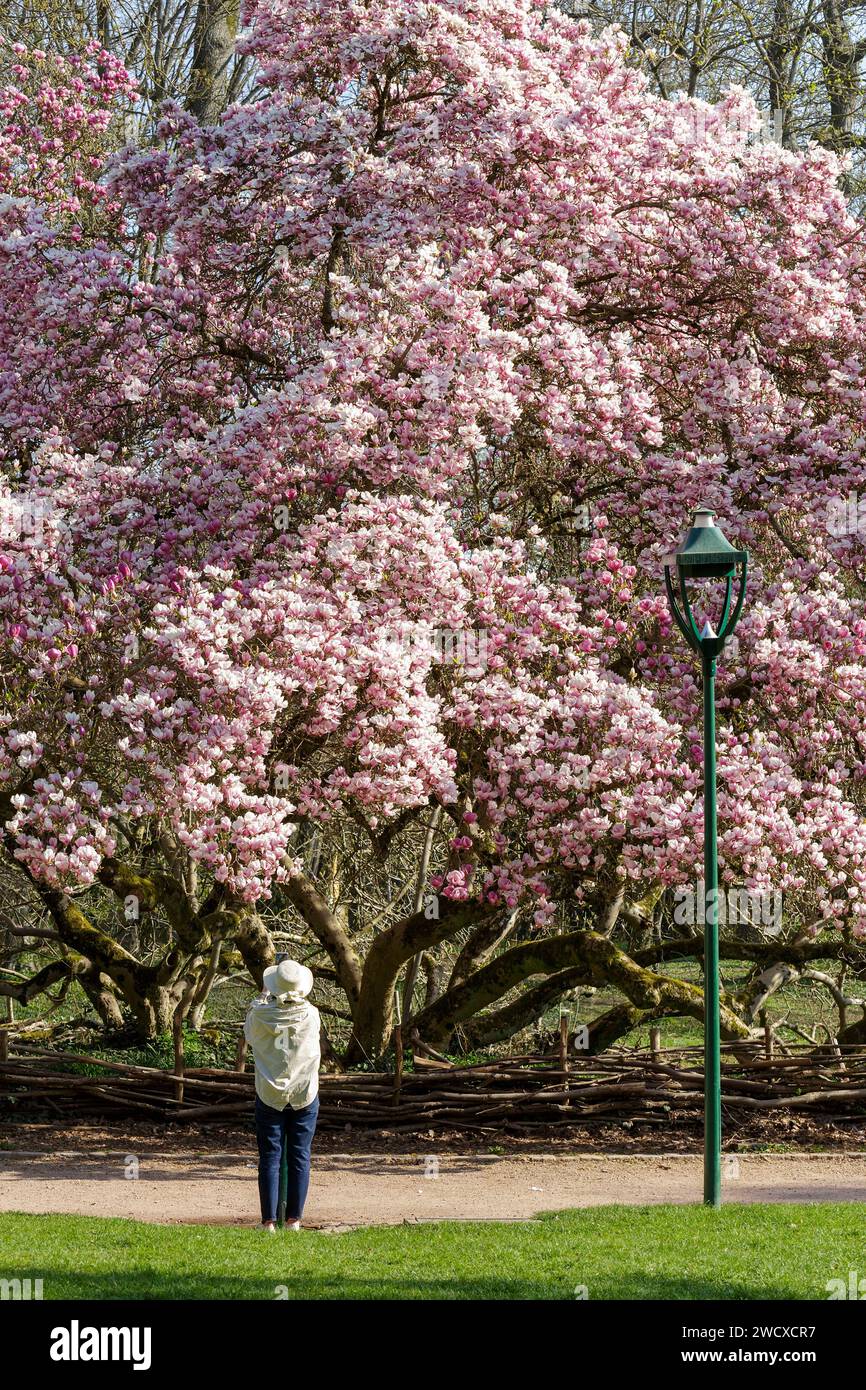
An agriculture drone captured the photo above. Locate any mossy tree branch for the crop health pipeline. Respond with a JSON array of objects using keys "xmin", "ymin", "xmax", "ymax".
[{"xmin": 413, "ymin": 928, "xmax": 752, "ymax": 1046}]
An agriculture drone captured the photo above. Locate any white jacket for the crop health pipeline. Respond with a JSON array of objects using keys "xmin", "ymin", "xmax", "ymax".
[{"xmin": 244, "ymin": 995, "xmax": 321, "ymax": 1111}]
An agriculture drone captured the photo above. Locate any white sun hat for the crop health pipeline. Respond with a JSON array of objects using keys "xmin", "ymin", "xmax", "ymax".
[{"xmin": 262, "ymin": 958, "xmax": 314, "ymax": 1000}]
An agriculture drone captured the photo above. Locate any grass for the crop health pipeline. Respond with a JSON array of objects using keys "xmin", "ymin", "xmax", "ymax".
[{"xmin": 0, "ymin": 1204, "xmax": 860, "ymax": 1300}]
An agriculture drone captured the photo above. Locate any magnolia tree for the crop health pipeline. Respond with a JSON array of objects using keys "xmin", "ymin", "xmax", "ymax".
[{"xmin": 3, "ymin": 2, "xmax": 866, "ymax": 1057}]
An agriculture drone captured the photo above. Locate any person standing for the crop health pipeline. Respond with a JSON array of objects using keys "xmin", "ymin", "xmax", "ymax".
[{"xmin": 244, "ymin": 958, "xmax": 321, "ymax": 1232}]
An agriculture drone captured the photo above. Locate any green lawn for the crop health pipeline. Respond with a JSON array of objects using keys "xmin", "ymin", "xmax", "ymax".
[{"xmin": 0, "ymin": 1204, "xmax": 860, "ymax": 1300}]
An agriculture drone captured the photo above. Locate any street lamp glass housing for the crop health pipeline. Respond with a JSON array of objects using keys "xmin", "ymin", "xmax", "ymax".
[
  {"xmin": 666, "ymin": 505, "xmax": 748, "ymax": 579},
  {"xmin": 664, "ymin": 506, "xmax": 748, "ymax": 658}
]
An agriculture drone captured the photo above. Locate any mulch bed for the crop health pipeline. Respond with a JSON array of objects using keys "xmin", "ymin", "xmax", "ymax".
[{"xmin": 2, "ymin": 1109, "xmax": 862, "ymax": 1157}]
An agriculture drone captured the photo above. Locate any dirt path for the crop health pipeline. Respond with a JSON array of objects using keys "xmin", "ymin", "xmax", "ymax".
[{"xmin": 3, "ymin": 1150, "xmax": 866, "ymax": 1227}]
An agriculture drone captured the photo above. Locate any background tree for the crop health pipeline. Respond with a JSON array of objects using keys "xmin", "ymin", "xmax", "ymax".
[
  {"xmin": 567, "ymin": 0, "xmax": 866, "ymax": 195},
  {"xmin": 4, "ymin": 0, "xmax": 866, "ymax": 1061},
  {"xmin": 1, "ymin": 0, "xmax": 254, "ymax": 134},
  {"xmin": 187, "ymin": 0, "xmax": 240, "ymax": 122}
]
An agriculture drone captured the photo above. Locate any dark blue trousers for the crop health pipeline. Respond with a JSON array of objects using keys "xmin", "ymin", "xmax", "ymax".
[{"xmin": 254, "ymin": 1093, "xmax": 319, "ymax": 1223}]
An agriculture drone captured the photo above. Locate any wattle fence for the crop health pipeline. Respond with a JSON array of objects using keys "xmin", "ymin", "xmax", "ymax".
[{"xmin": 3, "ymin": 1035, "xmax": 866, "ymax": 1132}]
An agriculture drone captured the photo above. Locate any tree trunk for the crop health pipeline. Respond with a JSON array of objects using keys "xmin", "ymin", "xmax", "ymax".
[
  {"xmin": 412, "ymin": 928, "xmax": 752, "ymax": 1048},
  {"xmin": 187, "ymin": 0, "xmax": 239, "ymax": 125},
  {"xmin": 766, "ymin": 0, "xmax": 797, "ymax": 148},
  {"xmin": 346, "ymin": 900, "xmax": 500, "ymax": 1063},
  {"xmin": 818, "ymin": 0, "xmax": 866, "ymax": 185}
]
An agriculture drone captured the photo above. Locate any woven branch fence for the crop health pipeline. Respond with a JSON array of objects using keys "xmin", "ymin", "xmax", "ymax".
[{"xmin": 4, "ymin": 1033, "xmax": 866, "ymax": 1132}]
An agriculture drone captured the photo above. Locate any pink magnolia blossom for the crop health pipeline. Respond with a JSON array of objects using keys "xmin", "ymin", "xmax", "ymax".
[{"xmin": 1, "ymin": 3, "xmax": 866, "ymax": 936}]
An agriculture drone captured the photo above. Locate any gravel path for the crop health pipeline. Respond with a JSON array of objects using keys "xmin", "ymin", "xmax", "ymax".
[{"xmin": 3, "ymin": 1150, "xmax": 866, "ymax": 1227}]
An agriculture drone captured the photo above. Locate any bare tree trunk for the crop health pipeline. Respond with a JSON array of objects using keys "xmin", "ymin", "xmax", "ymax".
[
  {"xmin": 401, "ymin": 808, "xmax": 441, "ymax": 1021},
  {"xmin": 767, "ymin": 0, "xmax": 797, "ymax": 147},
  {"xmin": 819, "ymin": 0, "xmax": 866, "ymax": 175},
  {"xmin": 95, "ymin": 0, "xmax": 111, "ymax": 48},
  {"xmin": 686, "ymin": 0, "xmax": 707, "ymax": 97},
  {"xmin": 346, "ymin": 899, "xmax": 499, "ymax": 1063},
  {"xmin": 187, "ymin": 0, "xmax": 238, "ymax": 125},
  {"xmin": 188, "ymin": 939, "xmax": 222, "ymax": 1029}
]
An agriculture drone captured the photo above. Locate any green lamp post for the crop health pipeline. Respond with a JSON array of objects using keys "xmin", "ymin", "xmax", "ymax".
[{"xmin": 664, "ymin": 506, "xmax": 748, "ymax": 1208}]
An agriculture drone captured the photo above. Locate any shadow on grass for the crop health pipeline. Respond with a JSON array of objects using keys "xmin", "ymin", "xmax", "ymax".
[{"xmin": 34, "ymin": 1270, "xmax": 811, "ymax": 1301}]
